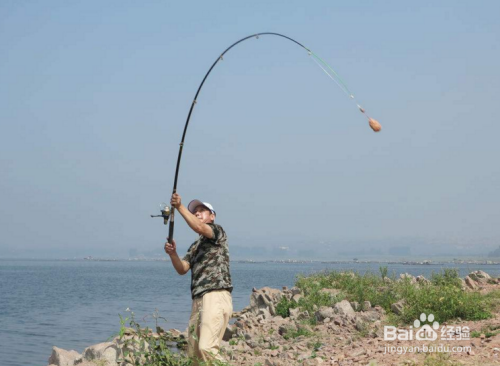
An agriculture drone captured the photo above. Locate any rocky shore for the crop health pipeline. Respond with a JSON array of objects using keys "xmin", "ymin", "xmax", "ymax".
[{"xmin": 47, "ymin": 270, "xmax": 500, "ymax": 366}]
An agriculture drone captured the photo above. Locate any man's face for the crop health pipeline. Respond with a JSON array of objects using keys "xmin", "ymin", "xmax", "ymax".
[{"xmin": 193, "ymin": 205, "xmax": 215, "ymax": 224}]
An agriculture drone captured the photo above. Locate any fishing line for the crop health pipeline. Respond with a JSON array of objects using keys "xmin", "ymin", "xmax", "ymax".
[
  {"xmin": 309, "ymin": 51, "xmax": 353, "ymax": 98},
  {"xmin": 307, "ymin": 51, "xmax": 377, "ymax": 126}
]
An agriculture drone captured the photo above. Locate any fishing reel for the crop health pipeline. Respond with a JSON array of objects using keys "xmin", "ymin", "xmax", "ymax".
[{"xmin": 150, "ymin": 202, "xmax": 171, "ymax": 225}]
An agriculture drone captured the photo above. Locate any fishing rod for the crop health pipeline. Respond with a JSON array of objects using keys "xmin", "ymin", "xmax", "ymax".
[{"xmin": 151, "ymin": 32, "xmax": 382, "ymax": 242}]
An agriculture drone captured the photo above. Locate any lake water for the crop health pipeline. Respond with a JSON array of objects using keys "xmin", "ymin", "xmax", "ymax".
[{"xmin": 1, "ymin": 259, "xmax": 499, "ymax": 366}]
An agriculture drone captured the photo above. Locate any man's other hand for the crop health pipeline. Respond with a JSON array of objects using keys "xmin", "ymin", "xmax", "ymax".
[
  {"xmin": 164, "ymin": 238, "xmax": 177, "ymax": 256},
  {"xmin": 170, "ymin": 193, "xmax": 181, "ymax": 208}
]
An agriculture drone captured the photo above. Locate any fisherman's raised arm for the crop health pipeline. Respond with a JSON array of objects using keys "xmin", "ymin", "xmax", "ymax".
[{"xmin": 171, "ymin": 193, "xmax": 214, "ymax": 238}]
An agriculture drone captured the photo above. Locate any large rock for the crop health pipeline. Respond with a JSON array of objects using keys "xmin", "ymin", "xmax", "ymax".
[
  {"xmin": 168, "ymin": 328, "xmax": 181, "ymax": 338},
  {"xmin": 258, "ymin": 307, "xmax": 272, "ymax": 320},
  {"xmin": 464, "ymin": 276, "xmax": 478, "ymax": 290},
  {"xmin": 48, "ymin": 346, "xmax": 80, "ymax": 366},
  {"xmin": 268, "ymin": 303, "xmax": 277, "ymax": 316},
  {"xmin": 315, "ymin": 306, "xmax": 336, "ymax": 322},
  {"xmin": 250, "ymin": 287, "xmax": 282, "ymax": 313},
  {"xmin": 333, "ymin": 300, "xmax": 355, "ymax": 317},
  {"xmin": 469, "ymin": 271, "xmax": 491, "ymax": 284},
  {"xmin": 416, "ymin": 275, "xmax": 430, "ymax": 285},
  {"xmin": 289, "ymin": 308, "xmax": 300, "ymax": 319},
  {"xmin": 292, "ymin": 294, "xmax": 302, "ymax": 303},
  {"xmin": 223, "ymin": 324, "xmax": 234, "ymax": 341},
  {"xmin": 288, "ymin": 307, "xmax": 309, "ymax": 320},
  {"xmin": 359, "ymin": 309, "xmax": 382, "ymax": 322},
  {"xmin": 391, "ymin": 300, "xmax": 405, "ymax": 315},
  {"xmin": 399, "ymin": 273, "xmax": 417, "ymax": 284},
  {"xmin": 350, "ymin": 301, "xmax": 360, "ymax": 311},
  {"xmin": 82, "ymin": 342, "xmax": 119, "ymax": 364}
]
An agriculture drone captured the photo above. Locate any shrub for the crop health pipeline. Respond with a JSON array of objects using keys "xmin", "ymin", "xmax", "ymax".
[
  {"xmin": 275, "ymin": 296, "xmax": 298, "ymax": 318},
  {"xmin": 430, "ymin": 268, "xmax": 461, "ymax": 287},
  {"xmin": 115, "ymin": 310, "xmax": 235, "ymax": 366},
  {"xmin": 379, "ymin": 266, "xmax": 388, "ymax": 280},
  {"xmin": 394, "ymin": 278, "xmax": 491, "ymax": 324},
  {"xmin": 117, "ymin": 310, "xmax": 193, "ymax": 366}
]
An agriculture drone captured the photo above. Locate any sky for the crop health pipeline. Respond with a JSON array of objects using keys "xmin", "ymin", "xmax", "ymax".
[{"xmin": 1, "ymin": 0, "xmax": 499, "ymax": 259}]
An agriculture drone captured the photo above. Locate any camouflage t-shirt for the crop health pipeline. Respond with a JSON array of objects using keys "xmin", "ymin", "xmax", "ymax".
[{"xmin": 182, "ymin": 223, "xmax": 233, "ymax": 299}]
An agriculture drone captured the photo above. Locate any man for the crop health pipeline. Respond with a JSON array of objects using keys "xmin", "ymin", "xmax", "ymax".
[{"xmin": 164, "ymin": 192, "xmax": 233, "ymax": 366}]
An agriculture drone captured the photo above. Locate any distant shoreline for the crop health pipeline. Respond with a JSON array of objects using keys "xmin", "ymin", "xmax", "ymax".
[{"xmin": 2, "ymin": 257, "xmax": 500, "ymax": 265}]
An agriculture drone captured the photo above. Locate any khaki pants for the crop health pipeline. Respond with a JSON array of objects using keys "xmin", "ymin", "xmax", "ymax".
[{"xmin": 187, "ymin": 290, "xmax": 233, "ymax": 366}]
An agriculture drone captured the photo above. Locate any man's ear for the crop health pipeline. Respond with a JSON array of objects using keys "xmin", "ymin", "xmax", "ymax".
[{"xmin": 210, "ymin": 213, "xmax": 215, "ymax": 222}]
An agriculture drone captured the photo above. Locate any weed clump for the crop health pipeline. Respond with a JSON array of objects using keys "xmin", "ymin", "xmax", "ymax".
[
  {"xmin": 114, "ymin": 310, "xmax": 234, "ymax": 366},
  {"xmin": 275, "ymin": 296, "xmax": 298, "ymax": 318}
]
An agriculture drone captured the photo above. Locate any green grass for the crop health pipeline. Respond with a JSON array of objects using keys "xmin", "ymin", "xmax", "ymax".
[
  {"xmin": 275, "ymin": 296, "xmax": 298, "ymax": 318},
  {"xmin": 430, "ymin": 268, "xmax": 462, "ymax": 287},
  {"xmin": 471, "ymin": 323, "xmax": 500, "ymax": 338},
  {"xmin": 395, "ymin": 278, "xmax": 490, "ymax": 324},
  {"xmin": 307, "ymin": 340, "xmax": 322, "ymax": 351},
  {"xmin": 470, "ymin": 330, "xmax": 483, "ymax": 338},
  {"xmin": 282, "ymin": 268, "xmax": 494, "ymax": 325},
  {"xmin": 483, "ymin": 289, "xmax": 500, "ymax": 311},
  {"xmin": 282, "ymin": 325, "xmax": 314, "ymax": 340},
  {"xmin": 296, "ymin": 270, "xmax": 397, "ymax": 311},
  {"xmin": 423, "ymin": 351, "xmax": 461, "ymax": 366}
]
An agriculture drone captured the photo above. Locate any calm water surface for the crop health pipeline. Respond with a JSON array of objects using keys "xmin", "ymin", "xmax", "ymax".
[{"xmin": 1, "ymin": 260, "xmax": 499, "ymax": 366}]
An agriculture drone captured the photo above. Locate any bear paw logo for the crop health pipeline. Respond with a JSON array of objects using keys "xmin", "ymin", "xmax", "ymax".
[{"xmin": 414, "ymin": 313, "xmax": 439, "ymax": 341}]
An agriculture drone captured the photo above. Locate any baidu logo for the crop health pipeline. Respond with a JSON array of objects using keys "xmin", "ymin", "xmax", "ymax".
[
  {"xmin": 414, "ymin": 313, "xmax": 439, "ymax": 341},
  {"xmin": 384, "ymin": 313, "xmax": 439, "ymax": 341}
]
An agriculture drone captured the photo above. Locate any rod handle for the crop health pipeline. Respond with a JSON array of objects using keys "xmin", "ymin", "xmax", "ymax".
[{"xmin": 168, "ymin": 209, "xmax": 175, "ymax": 244}]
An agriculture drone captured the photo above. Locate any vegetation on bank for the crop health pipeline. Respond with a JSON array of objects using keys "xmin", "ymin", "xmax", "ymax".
[
  {"xmin": 114, "ymin": 268, "xmax": 500, "ymax": 365},
  {"xmin": 278, "ymin": 267, "xmax": 499, "ymax": 325},
  {"xmin": 114, "ymin": 310, "xmax": 192, "ymax": 366}
]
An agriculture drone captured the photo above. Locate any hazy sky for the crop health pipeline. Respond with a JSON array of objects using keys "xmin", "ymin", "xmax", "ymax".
[{"xmin": 1, "ymin": 1, "xmax": 499, "ymax": 259}]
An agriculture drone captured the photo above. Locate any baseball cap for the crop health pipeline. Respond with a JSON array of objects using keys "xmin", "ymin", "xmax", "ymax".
[{"xmin": 187, "ymin": 199, "xmax": 216, "ymax": 216}]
